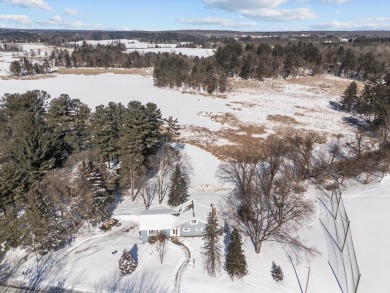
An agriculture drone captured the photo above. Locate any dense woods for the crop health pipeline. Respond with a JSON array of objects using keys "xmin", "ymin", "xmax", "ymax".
[{"xmin": 0, "ymin": 90, "xmax": 175, "ymax": 254}]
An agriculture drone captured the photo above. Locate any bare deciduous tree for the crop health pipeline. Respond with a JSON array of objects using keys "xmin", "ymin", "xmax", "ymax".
[
  {"xmin": 140, "ymin": 179, "xmax": 157, "ymax": 210},
  {"xmin": 156, "ymin": 232, "xmax": 168, "ymax": 264},
  {"xmin": 219, "ymin": 142, "xmax": 317, "ymax": 259}
]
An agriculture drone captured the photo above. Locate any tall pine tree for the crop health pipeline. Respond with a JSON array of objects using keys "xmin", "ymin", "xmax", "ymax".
[
  {"xmin": 75, "ymin": 154, "xmax": 116, "ymax": 225},
  {"xmin": 340, "ymin": 81, "xmax": 358, "ymax": 112},
  {"xmin": 47, "ymin": 95, "xmax": 91, "ymax": 154},
  {"xmin": 120, "ymin": 101, "xmax": 161, "ymax": 200},
  {"xmin": 225, "ymin": 227, "xmax": 248, "ymax": 280},
  {"xmin": 202, "ymin": 207, "xmax": 223, "ymax": 277},
  {"xmin": 167, "ymin": 164, "xmax": 188, "ymax": 206}
]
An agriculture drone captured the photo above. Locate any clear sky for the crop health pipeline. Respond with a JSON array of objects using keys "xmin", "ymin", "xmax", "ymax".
[{"xmin": 0, "ymin": 0, "xmax": 389, "ymax": 32}]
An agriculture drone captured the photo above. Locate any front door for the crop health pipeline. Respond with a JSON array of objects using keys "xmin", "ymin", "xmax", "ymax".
[{"xmin": 171, "ymin": 228, "xmax": 179, "ymax": 237}]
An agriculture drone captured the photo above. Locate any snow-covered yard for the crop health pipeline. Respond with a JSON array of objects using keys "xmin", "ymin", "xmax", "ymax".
[{"xmin": 1, "ymin": 143, "xmax": 389, "ymax": 292}]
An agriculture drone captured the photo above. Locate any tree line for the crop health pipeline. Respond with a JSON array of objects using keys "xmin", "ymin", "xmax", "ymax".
[
  {"xmin": 38, "ymin": 39, "xmax": 390, "ymax": 94},
  {"xmin": 0, "ymin": 90, "xmax": 178, "ymax": 255},
  {"xmin": 153, "ymin": 40, "xmax": 388, "ymax": 93}
]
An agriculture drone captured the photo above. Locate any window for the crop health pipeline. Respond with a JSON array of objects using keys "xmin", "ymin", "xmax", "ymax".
[
  {"xmin": 190, "ymin": 219, "xmax": 197, "ymax": 225},
  {"xmin": 183, "ymin": 228, "xmax": 190, "ymax": 232},
  {"xmin": 196, "ymin": 227, "xmax": 203, "ymax": 232},
  {"xmin": 148, "ymin": 230, "xmax": 158, "ymax": 235}
]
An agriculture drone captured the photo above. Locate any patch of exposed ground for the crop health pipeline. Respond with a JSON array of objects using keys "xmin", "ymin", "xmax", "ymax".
[
  {"xmin": 182, "ymin": 112, "xmax": 269, "ymax": 159},
  {"xmin": 181, "ymin": 76, "xmax": 357, "ymax": 158},
  {"xmin": 182, "ymin": 124, "xmax": 327, "ymax": 160},
  {"xmin": 267, "ymin": 114, "xmax": 302, "ymax": 125},
  {"xmin": 1, "ymin": 74, "xmax": 56, "ymax": 80},
  {"xmin": 230, "ymin": 74, "xmax": 363, "ymax": 97},
  {"xmin": 56, "ymin": 67, "xmax": 153, "ymax": 76},
  {"xmin": 285, "ymin": 75, "xmax": 363, "ymax": 94},
  {"xmin": 181, "ymin": 90, "xmax": 227, "ymax": 100}
]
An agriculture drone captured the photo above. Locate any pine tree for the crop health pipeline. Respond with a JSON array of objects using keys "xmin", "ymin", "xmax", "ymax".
[
  {"xmin": 225, "ymin": 227, "xmax": 248, "ymax": 280},
  {"xmin": 202, "ymin": 207, "xmax": 223, "ymax": 277},
  {"xmin": 75, "ymin": 154, "xmax": 115, "ymax": 225},
  {"xmin": 340, "ymin": 81, "xmax": 358, "ymax": 112},
  {"xmin": 90, "ymin": 104, "xmax": 119, "ymax": 165},
  {"xmin": 167, "ymin": 164, "xmax": 188, "ymax": 206},
  {"xmin": 120, "ymin": 101, "xmax": 161, "ymax": 200},
  {"xmin": 47, "ymin": 95, "xmax": 91, "ymax": 154},
  {"xmin": 25, "ymin": 184, "xmax": 65, "ymax": 254},
  {"xmin": 119, "ymin": 249, "xmax": 137, "ymax": 274},
  {"xmin": 271, "ymin": 261, "xmax": 284, "ymax": 282},
  {"xmin": 163, "ymin": 116, "xmax": 180, "ymax": 142}
]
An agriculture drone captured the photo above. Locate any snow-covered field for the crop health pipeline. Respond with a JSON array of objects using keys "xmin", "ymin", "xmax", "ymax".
[
  {"xmin": 0, "ymin": 43, "xmax": 56, "ymax": 76},
  {"xmin": 1, "ymin": 45, "xmax": 389, "ymax": 292},
  {"xmin": 69, "ymin": 39, "xmax": 215, "ymax": 58}
]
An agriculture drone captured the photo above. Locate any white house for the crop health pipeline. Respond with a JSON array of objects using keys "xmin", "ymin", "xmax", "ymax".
[{"xmin": 139, "ymin": 200, "xmax": 211, "ymax": 243}]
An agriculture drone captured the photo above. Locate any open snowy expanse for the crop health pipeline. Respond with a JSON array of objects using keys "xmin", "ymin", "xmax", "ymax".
[
  {"xmin": 69, "ymin": 39, "xmax": 216, "ymax": 57},
  {"xmin": 0, "ymin": 52, "xmax": 389, "ymax": 292}
]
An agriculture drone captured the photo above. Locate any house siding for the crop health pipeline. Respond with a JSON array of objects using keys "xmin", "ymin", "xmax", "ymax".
[
  {"xmin": 140, "ymin": 228, "xmax": 171, "ymax": 244},
  {"xmin": 180, "ymin": 220, "xmax": 206, "ymax": 237}
]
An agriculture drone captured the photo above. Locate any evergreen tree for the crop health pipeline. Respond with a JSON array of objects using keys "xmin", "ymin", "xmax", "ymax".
[
  {"xmin": 163, "ymin": 116, "xmax": 180, "ymax": 142},
  {"xmin": 167, "ymin": 164, "xmax": 188, "ymax": 206},
  {"xmin": 202, "ymin": 207, "xmax": 223, "ymax": 277},
  {"xmin": 47, "ymin": 95, "xmax": 91, "ymax": 154},
  {"xmin": 25, "ymin": 184, "xmax": 65, "ymax": 254},
  {"xmin": 340, "ymin": 81, "xmax": 358, "ymax": 111},
  {"xmin": 75, "ymin": 155, "xmax": 115, "ymax": 225},
  {"xmin": 9, "ymin": 60, "xmax": 21, "ymax": 76},
  {"xmin": 0, "ymin": 90, "xmax": 63, "ymax": 249},
  {"xmin": 120, "ymin": 101, "xmax": 161, "ymax": 200},
  {"xmin": 271, "ymin": 261, "xmax": 284, "ymax": 282},
  {"xmin": 225, "ymin": 227, "xmax": 248, "ymax": 280},
  {"xmin": 90, "ymin": 104, "xmax": 120, "ymax": 165},
  {"xmin": 119, "ymin": 249, "xmax": 137, "ymax": 274}
]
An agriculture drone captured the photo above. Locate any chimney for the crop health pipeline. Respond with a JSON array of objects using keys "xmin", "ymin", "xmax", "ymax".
[{"xmin": 211, "ymin": 203, "xmax": 216, "ymax": 217}]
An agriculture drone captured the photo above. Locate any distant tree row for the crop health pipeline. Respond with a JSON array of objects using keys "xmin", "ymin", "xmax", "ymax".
[
  {"xmin": 0, "ymin": 42, "xmax": 22, "ymax": 52},
  {"xmin": 50, "ymin": 42, "xmax": 160, "ymax": 68},
  {"xmin": 0, "ymin": 90, "xmax": 176, "ymax": 254}
]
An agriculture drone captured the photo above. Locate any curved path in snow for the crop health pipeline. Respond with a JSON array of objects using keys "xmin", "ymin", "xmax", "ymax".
[{"xmin": 172, "ymin": 238, "xmax": 191, "ymax": 293}]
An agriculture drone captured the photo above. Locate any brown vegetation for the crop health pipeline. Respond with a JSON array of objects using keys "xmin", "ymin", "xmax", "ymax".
[
  {"xmin": 56, "ymin": 67, "xmax": 152, "ymax": 76},
  {"xmin": 267, "ymin": 114, "xmax": 302, "ymax": 125}
]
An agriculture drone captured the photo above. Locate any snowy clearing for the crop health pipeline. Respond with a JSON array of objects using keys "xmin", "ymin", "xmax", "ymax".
[{"xmin": 69, "ymin": 39, "xmax": 216, "ymax": 58}]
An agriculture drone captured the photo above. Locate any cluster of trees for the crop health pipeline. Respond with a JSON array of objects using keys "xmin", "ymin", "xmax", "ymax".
[
  {"xmin": 0, "ymin": 42, "xmax": 22, "ymax": 52},
  {"xmin": 9, "ymin": 57, "xmax": 51, "ymax": 76},
  {"xmin": 215, "ymin": 117, "xmax": 390, "ymax": 259},
  {"xmin": 0, "ymin": 90, "xmax": 174, "ymax": 254},
  {"xmin": 202, "ymin": 208, "xmax": 248, "ymax": 280},
  {"xmin": 340, "ymin": 74, "xmax": 390, "ymax": 135},
  {"xmin": 154, "ymin": 41, "xmax": 388, "ymax": 93},
  {"xmin": 49, "ymin": 43, "xmax": 159, "ymax": 68},
  {"xmin": 218, "ymin": 138, "xmax": 317, "ymax": 257}
]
